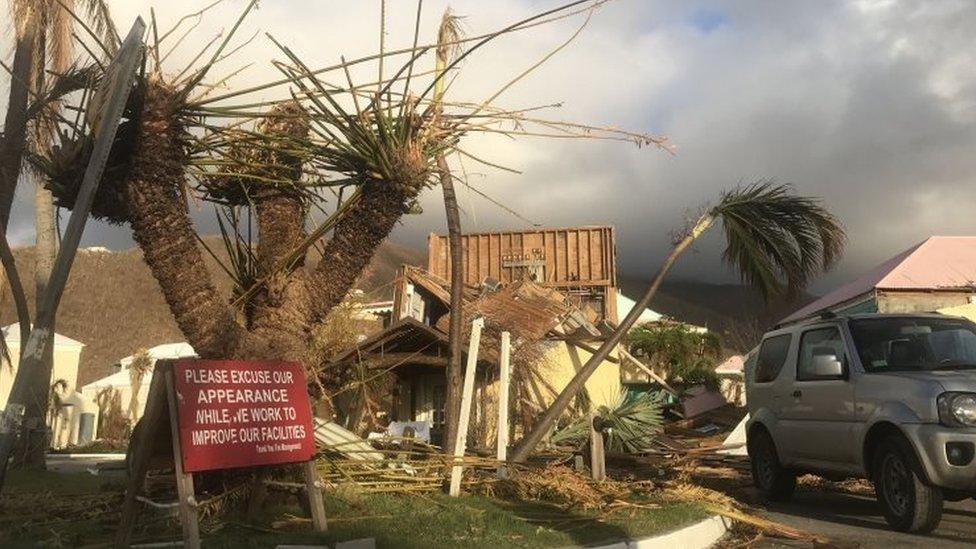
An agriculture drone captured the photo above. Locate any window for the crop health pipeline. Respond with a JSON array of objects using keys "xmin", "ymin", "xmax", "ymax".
[
  {"xmin": 850, "ymin": 317, "xmax": 976, "ymax": 372},
  {"xmin": 797, "ymin": 327, "xmax": 847, "ymax": 381},
  {"xmin": 755, "ymin": 334, "xmax": 792, "ymax": 383}
]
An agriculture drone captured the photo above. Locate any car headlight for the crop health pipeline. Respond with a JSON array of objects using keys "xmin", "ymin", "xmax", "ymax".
[{"xmin": 938, "ymin": 392, "xmax": 976, "ymax": 427}]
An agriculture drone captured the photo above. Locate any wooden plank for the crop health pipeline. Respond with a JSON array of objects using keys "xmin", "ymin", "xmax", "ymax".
[
  {"xmin": 477, "ymin": 234, "xmax": 487, "ymax": 283},
  {"xmin": 449, "ymin": 318, "xmax": 484, "ymax": 496},
  {"xmin": 589, "ymin": 410, "xmax": 606, "ymax": 482},
  {"xmin": 587, "ymin": 230, "xmax": 596, "ymax": 282},
  {"xmin": 572, "ymin": 229, "xmax": 580, "ymax": 281},
  {"xmin": 304, "ymin": 459, "xmax": 328, "ymax": 532},
  {"xmin": 115, "ymin": 360, "xmax": 169, "ymax": 548},
  {"xmin": 496, "ymin": 331, "xmax": 511, "ymax": 478},
  {"xmin": 426, "ymin": 233, "xmax": 439, "ymax": 278},
  {"xmin": 165, "ymin": 367, "xmax": 201, "ymax": 549}
]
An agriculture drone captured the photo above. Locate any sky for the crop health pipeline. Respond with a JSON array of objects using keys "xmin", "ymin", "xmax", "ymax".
[{"xmin": 3, "ymin": 0, "xmax": 976, "ymax": 293}]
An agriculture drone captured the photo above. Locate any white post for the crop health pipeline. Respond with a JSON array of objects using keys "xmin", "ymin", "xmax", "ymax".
[
  {"xmin": 496, "ymin": 331, "xmax": 511, "ymax": 478},
  {"xmin": 450, "ymin": 317, "xmax": 484, "ymax": 497},
  {"xmin": 589, "ymin": 409, "xmax": 606, "ymax": 482}
]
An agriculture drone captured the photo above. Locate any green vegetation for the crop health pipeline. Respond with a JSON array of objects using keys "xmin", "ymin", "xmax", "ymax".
[
  {"xmin": 628, "ymin": 322, "xmax": 723, "ymax": 390},
  {"xmin": 552, "ymin": 390, "xmax": 666, "ymax": 453},
  {"xmin": 0, "ymin": 469, "xmax": 706, "ymax": 548},
  {"xmin": 208, "ymin": 492, "xmax": 706, "ymax": 548}
]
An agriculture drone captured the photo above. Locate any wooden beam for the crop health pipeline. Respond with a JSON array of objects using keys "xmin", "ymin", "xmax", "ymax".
[
  {"xmin": 496, "ymin": 331, "xmax": 511, "ymax": 479},
  {"xmin": 339, "ymin": 353, "xmax": 449, "ymax": 370},
  {"xmin": 449, "ymin": 317, "xmax": 483, "ymax": 497},
  {"xmin": 561, "ymin": 338, "xmax": 679, "ymax": 396},
  {"xmin": 303, "ymin": 460, "xmax": 327, "ymax": 532},
  {"xmin": 616, "ymin": 346, "xmax": 680, "ymax": 396},
  {"xmin": 115, "ymin": 361, "xmax": 168, "ymax": 547},
  {"xmin": 164, "ymin": 368, "xmax": 200, "ymax": 549},
  {"xmin": 589, "ymin": 410, "xmax": 605, "ymax": 482}
]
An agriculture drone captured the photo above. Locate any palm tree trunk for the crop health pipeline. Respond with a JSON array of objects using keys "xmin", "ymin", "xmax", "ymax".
[
  {"xmin": 437, "ymin": 156, "xmax": 465, "ymax": 454},
  {"xmin": 248, "ymin": 192, "xmax": 312, "ymax": 361},
  {"xmin": 508, "ymin": 214, "xmax": 715, "ymax": 463},
  {"xmin": 0, "ymin": 17, "xmax": 37, "ymax": 228},
  {"xmin": 13, "ymin": 17, "xmax": 55, "ymax": 470},
  {"xmin": 307, "ymin": 180, "xmax": 407, "ymax": 322},
  {"xmin": 123, "ymin": 81, "xmax": 249, "ymax": 359},
  {"xmin": 247, "ymin": 103, "xmax": 312, "ymax": 361},
  {"xmin": 14, "ymin": 176, "xmax": 58, "ymax": 469}
]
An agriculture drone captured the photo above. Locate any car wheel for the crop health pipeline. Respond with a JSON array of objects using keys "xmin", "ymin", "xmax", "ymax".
[
  {"xmin": 748, "ymin": 428, "xmax": 796, "ymax": 502},
  {"xmin": 872, "ymin": 435, "xmax": 943, "ymax": 533}
]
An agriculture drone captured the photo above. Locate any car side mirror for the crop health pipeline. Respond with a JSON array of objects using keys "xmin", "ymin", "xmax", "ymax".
[{"xmin": 811, "ymin": 353, "xmax": 844, "ymax": 377}]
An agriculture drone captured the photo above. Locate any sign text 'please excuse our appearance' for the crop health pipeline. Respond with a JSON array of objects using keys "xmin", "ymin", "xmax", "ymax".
[{"xmin": 173, "ymin": 360, "xmax": 315, "ymax": 472}]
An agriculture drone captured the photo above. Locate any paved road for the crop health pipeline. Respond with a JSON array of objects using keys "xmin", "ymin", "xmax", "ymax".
[{"xmin": 753, "ymin": 489, "xmax": 976, "ymax": 548}]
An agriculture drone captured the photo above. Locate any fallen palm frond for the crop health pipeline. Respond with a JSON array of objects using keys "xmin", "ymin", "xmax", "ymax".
[
  {"xmin": 0, "ymin": 490, "xmax": 122, "ymax": 534},
  {"xmin": 666, "ymin": 483, "xmax": 834, "ymax": 546},
  {"xmin": 489, "ymin": 463, "xmax": 632, "ymax": 510},
  {"xmin": 551, "ymin": 390, "xmax": 665, "ymax": 453},
  {"xmin": 316, "ymin": 452, "xmax": 499, "ymax": 494}
]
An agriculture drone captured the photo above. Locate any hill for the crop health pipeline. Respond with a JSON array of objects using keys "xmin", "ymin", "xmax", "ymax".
[
  {"xmin": 0, "ymin": 239, "xmax": 423, "ymax": 386},
  {"xmin": 618, "ymin": 276, "xmax": 816, "ymax": 349}
]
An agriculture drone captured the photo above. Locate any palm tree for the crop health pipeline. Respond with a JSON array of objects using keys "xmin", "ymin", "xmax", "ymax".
[
  {"xmin": 126, "ymin": 349, "xmax": 153, "ymax": 424},
  {"xmin": 26, "ymin": 0, "xmax": 670, "ymax": 440},
  {"xmin": 509, "ymin": 182, "xmax": 846, "ymax": 462},
  {"xmin": 0, "ymin": 3, "xmax": 38, "ymax": 229},
  {"xmin": 433, "ymin": 8, "xmax": 466, "ymax": 456}
]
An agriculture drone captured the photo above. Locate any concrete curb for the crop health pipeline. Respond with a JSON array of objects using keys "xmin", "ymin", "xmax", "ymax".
[
  {"xmin": 47, "ymin": 453, "xmax": 125, "ymax": 459},
  {"xmin": 588, "ymin": 514, "xmax": 732, "ymax": 549}
]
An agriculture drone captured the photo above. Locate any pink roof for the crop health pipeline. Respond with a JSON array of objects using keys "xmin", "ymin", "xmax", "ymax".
[
  {"xmin": 715, "ymin": 355, "xmax": 745, "ymax": 375},
  {"xmin": 782, "ymin": 236, "xmax": 976, "ymax": 323}
]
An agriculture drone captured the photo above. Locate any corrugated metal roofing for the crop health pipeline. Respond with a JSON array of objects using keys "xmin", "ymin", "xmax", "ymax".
[{"xmin": 782, "ymin": 236, "xmax": 976, "ymax": 323}]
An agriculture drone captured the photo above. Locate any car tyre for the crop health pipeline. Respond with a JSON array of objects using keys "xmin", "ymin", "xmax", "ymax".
[
  {"xmin": 748, "ymin": 428, "xmax": 796, "ymax": 502},
  {"xmin": 872, "ymin": 435, "xmax": 943, "ymax": 533}
]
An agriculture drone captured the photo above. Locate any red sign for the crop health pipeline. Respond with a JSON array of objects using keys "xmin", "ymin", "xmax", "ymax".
[{"xmin": 172, "ymin": 360, "xmax": 315, "ymax": 472}]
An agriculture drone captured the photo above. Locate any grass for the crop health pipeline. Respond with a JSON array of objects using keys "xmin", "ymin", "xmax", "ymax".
[
  {"xmin": 0, "ymin": 470, "xmax": 706, "ymax": 548},
  {"xmin": 2, "ymin": 468, "xmax": 125, "ymax": 495}
]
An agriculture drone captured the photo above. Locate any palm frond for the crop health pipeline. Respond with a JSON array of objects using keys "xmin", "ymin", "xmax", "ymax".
[
  {"xmin": 78, "ymin": 0, "xmax": 120, "ymax": 52},
  {"xmin": 714, "ymin": 181, "xmax": 845, "ymax": 299},
  {"xmin": 551, "ymin": 390, "xmax": 665, "ymax": 453}
]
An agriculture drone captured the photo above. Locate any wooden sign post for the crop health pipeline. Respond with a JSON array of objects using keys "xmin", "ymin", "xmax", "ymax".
[{"xmin": 116, "ymin": 360, "xmax": 325, "ymax": 548}]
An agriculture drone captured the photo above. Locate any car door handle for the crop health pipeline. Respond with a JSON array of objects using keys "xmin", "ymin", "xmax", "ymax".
[{"xmin": 792, "ymin": 390, "xmax": 802, "ymax": 399}]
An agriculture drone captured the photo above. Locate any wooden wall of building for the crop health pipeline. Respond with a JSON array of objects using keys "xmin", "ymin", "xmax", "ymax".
[{"xmin": 427, "ymin": 226, "xmax": 619, "ymax": 322}]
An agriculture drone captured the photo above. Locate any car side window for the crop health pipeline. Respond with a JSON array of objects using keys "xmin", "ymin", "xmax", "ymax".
[
  {"xmin": 754, "ymin": 334, "xmax": 792, "ymax": 383},
  {"xmin": 797, "ymin": 327, "xmax": 847, "ymax": 381}
]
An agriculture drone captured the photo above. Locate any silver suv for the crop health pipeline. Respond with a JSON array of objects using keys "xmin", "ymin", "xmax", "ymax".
[{"xmin": 746, "ymin": 313, "xmax": 976, "ymax": 533}]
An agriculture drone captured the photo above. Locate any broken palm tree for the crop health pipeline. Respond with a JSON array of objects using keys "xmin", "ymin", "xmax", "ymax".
[
  {"xmin": 551, "ymin": 389, "xmax": 665, "ymax": 454},
  {"xmin": 18, "ymin": 0, "xmax": 672, "ymax": 512},
  {"xmin": 511, "ymin": 182, "xmax": 846, "ymax": 463},
  {"xmin": 31, "ymin": 0, "xmax": 667, "ymax": 383}
]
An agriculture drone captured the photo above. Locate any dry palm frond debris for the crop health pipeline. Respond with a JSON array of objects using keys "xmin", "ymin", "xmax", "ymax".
[
  {"xmin": 489, "ymin": 463, "xmax": 635, "ymax": 510},
  {"xmin": 665, "ymin": 482, "xmax": 836, "ymax": 547},
  {"xmin": 0, "ymin": 490, "xmax": 122, "ymax": 536}
]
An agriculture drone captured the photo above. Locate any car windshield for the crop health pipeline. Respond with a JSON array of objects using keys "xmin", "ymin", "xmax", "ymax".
[{"xmin": 849, "ymin": 316, "xmax": 976, "ymax": 372}]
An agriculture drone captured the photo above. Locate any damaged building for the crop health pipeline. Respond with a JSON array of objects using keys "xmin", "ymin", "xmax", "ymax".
[{"xmin": 331, "ymin": 226, "xmax": 662, "ymax": 447}]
